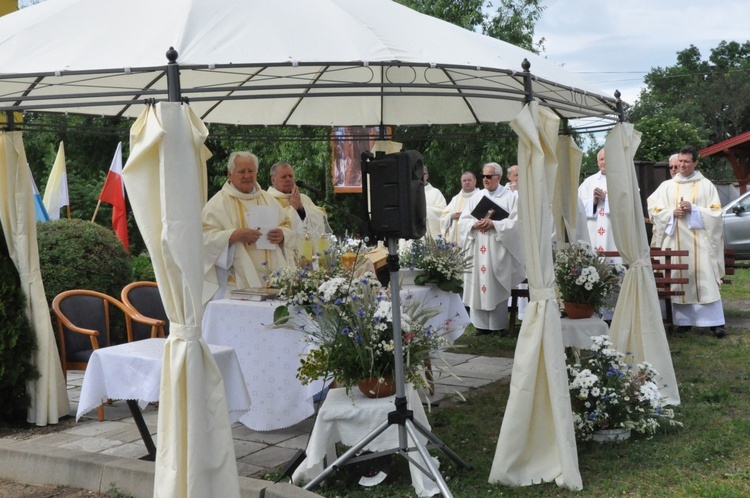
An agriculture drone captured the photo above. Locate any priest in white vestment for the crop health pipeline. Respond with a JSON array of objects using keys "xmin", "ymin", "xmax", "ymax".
[
  {"xmin": 504, "ymin": 164, "xmax": 519, "ymax": 197},
  {"xmin": 202, "ymin": 151, "xmax": 292, "ymax": 302},
  {"xmin": 440, "ymin": 171, "xmax": 478, "ymax": 247},
  {"xmin": 459, "ymin": 162, "xmax": 524, "ymax": 334},
  {"xmin": 423, "ymin": 165, "xmax": 447, "ymax": 240},
  {"xmin": 578, "ymin": 149, "xmax": 619, "ymax": 258},
  {"xmin": 267, "ymin": 161, "xmax": 330, "ymax": 259},
  {"xmin": 648, "ymin": 146, "xmax": 726, "ymax": 338}
]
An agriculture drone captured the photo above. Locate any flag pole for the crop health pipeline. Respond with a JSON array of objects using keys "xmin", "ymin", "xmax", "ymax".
[
  {"xmin": 66, "ymin": 204, "xmax": 71, "ymax": 219},
  {"xmin": 91, "ymin": 200, "xmax": 102, "ymax": 222}
]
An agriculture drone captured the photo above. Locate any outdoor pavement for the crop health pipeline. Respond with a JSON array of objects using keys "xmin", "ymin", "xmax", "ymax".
[{"xmin": 0, "ymin": 351, "xmax": 514, "ymax": 498}]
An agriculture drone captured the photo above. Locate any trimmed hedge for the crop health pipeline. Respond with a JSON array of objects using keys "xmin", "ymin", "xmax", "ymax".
[
  {"xmin": 37, "ymin": 219, "xmax": 132, "ymax": 343},
  {"xmin": 0, "ymin": 236, "xmax": 39, "ymax": 423}
]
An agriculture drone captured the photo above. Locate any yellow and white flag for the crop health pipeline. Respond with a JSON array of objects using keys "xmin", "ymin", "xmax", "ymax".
[{"xmin": 43, "ymin": 142, "xmax": 70, "ymax": 220}]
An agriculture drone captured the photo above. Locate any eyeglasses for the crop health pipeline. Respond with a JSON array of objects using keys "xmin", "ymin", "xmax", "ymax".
[
  {"xmin": 482, "ymin": 174, "xmax": 498, "ymax": 179},
  {"xmin": 670, "ymin": 166, "xmax": 679, "ymax": 171}
]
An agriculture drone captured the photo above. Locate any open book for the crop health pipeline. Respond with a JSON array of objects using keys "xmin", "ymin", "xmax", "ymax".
[
  {"xmin": 230, "ymin": 287, "xmax": 280, "ymax": 301},
  {"xmin": 470, "ymin": 195, "xmax": 509, "ymax": 221}
]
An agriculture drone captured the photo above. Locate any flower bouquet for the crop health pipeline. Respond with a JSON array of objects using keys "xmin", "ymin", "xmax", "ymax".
[
  {"xmin": 553, "ymin": 242, "xmax": 625, "ymax": 315},
  {"xmin": 398, "ymin": 236, "xmax": 472, "ymax": 293},
  {"xmin": 265, "ymin": 235, "xmax": 374, "ymax": 321},
  {"xmin": 567, "ymin": 335, "xmax": 681, "ymax": 441},
  {"xmin": 291, "ymin": 273, "xmax": 449, "ymax": 396}
]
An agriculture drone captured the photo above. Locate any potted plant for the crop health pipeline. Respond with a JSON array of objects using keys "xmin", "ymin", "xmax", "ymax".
[
  {"xmin": 553, "ymin": 242, "xmax": 624, "ymax": 318},
  {"xmin": 567, "ymin": 335, "xmax": 681, "ymax": 442},
  {"xmin": 398, "ymin": 236, "xmax": 472, "ymax": 293},
  {"xmin": 289, "ymin": 273, "xmax": 449, "ymax": 397}
]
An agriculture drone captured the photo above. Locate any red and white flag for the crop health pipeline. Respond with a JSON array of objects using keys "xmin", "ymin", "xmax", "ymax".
[{"xmin": 99, "ymin": 142, "xmax": 129, "ymax": 252}]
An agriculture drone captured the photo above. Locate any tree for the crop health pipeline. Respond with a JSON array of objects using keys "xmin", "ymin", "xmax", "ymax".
[{"xmin": 631, "ymin": 41, "xmax": 750, "ymax": 167}]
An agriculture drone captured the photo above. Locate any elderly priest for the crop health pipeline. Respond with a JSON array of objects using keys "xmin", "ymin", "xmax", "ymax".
[
  {"xmin": 202, "ymin": 151, "xmax": 292, "ymax": 302},
  {"xmin": 458, "ymin": 162, "xmax": 524, "ymax": 335},
  {"xmin": 266, "ymin": 161, "xmax": 330, "ymax": 258}
]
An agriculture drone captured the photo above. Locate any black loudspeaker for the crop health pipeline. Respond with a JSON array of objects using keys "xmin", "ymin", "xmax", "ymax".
[{"xmin": 362, "ymin": 150, "xmax": 426, "ymax": 240}]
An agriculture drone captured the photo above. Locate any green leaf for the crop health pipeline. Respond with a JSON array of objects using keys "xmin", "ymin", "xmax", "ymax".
[{"xmin": 273, "ymin": 305, "xmax": 290, "ymax": 324}]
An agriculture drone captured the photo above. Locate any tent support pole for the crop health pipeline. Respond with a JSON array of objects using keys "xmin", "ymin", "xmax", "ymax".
[
  {"xmin": 166, "ymin": 47, "xmax": 182, "ymax": 103},
  {"xmin": 521, "ymin": 59, "xmax": 534, "ymax": 103},
  {"xmin": 615, "ymin": 90, "xmax": 625, "ymax": 122}
]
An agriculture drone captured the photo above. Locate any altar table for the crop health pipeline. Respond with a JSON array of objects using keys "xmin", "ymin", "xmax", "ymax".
[
  {"xmin": 202, "ymin": 286, "xmax": 468, "ymax": 431},
  {"xmin": 202, "ymin": 299, "xmax": 327, "ymax": 431}
]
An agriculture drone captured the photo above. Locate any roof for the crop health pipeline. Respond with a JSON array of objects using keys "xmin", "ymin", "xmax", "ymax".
[{"xmin": 700, "ymin": 130, "xmax": 750, "ymax": 158}]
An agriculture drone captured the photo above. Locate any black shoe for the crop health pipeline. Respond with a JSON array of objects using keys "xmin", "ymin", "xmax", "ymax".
[
  {"xmin": 475, "ymin": 328, "xmax": 493, "ymax": 336},
  {"xmin": 710, "ymin": 326, "xmax": 726, "ymax": 339}
]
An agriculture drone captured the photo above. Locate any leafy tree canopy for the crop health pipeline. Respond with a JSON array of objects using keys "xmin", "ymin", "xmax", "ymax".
[{"xmin": 631, "ymin": 40, "xmax": 750, "ymax": 168}]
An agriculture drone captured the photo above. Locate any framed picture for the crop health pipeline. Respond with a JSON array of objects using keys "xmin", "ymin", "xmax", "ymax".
[{"xmin": 331, "ymin": 126, "xmax": 390, "ymax": 193}]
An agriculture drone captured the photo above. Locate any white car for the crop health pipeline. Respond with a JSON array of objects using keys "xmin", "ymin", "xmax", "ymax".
[{"xmin": 722, "ymin": 190, "xmax": 750, "ymax": 259}]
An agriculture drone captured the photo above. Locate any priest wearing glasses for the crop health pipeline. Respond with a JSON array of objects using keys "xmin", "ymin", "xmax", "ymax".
[{"xmin": 458, "ymin": 162, "xmax": 524, "ymax": 335}]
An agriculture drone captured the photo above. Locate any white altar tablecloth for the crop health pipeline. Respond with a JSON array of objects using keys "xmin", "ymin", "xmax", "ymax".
[
  {"xmin": 76, "ymin": 338, "xmax": 251, "ymax": 423},
  {"xmin": 560, "ymin": 316, "xmax": 609, "ymax": 350},
  {"xmin": 399, "ymin": 285, "xmax": 469, "ymax": 344},
  {"xmin": 202, "ymin": 299, "xmax": 327, "ymax": 431},
  {"xmin": 292, "ymin": 387, "xmax": 440, "ymax": 497}
]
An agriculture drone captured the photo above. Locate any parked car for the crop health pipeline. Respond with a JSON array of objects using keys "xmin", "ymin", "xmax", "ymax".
[{"xmin": 722, "ymin": 190, "xmax": 750, "ymax": 259}]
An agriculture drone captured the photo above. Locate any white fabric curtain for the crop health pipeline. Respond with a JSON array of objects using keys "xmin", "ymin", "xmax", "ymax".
[
  {"xmin": 489, "ymin": 102, "xmax": 582, "ymax": 490},
  {"xmin": 0, "ymin": 130, "xmax": 70, "ymax": 426},
  {"xmin": 121, "ymin": 103, "xmax": 240, "ymax": 498},
  {"xmin": 552, "ymin": 136, "xmax": 584, "ymax": 246},
  {"xmin": 604, "ymin": 123, "xmax": 680, "ymax": 405}
]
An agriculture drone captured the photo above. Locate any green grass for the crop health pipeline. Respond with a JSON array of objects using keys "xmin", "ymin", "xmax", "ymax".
[{"xmin": 289, "ymin": 269, "xmax": 750, "ymax": 497}]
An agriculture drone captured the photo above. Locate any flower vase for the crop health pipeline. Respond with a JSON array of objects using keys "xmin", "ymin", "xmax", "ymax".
[
  {"xmin": 592, "ymin": 428, "xmax": 631, "ymax": 443},
  {"xmin": 564, "ymin": 301, "xmax": 595, "ymax": 319},
  {"xmin": 357, "ymin": 377, "xmax": 397, "ymax": 398}
]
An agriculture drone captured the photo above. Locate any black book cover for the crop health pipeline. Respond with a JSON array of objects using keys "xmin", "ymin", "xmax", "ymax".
[{"xmin": 470, "ymin": 195, "xmax": 509, "ymax": 221}]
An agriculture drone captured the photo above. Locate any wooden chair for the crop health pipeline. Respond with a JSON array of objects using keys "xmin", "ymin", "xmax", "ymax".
[
  {"xmin": 121, "ymin": 281, "xmax": 169, "ymax": 341},
  {"xmin": 52, "ymin": 289, "xmax": 165, "ymax": 420}
]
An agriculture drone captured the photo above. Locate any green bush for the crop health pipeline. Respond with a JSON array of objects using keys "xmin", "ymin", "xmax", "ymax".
[
  {"xmin": 0, "ymin": 236, "xmax": 39, "ymax": 423},
  {"xmin": 37, "ymin": 219, "xmax": 132, "ymax": 343},
  {"xmin": 130, "ymin": 253, "xmax": 156, "ymax": 282}
]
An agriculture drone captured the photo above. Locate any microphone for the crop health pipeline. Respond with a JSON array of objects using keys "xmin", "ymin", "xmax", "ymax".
[{"xmin": 296, "ymin": 180, "xmax": 324, "ymax": 198}]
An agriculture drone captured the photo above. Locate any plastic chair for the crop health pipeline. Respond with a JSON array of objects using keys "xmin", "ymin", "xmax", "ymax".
[
  {"xmin": 52, "ymin": 289, "xmax": 165, "ymax": 420},
  {"xmin": 121, "ymin": 281, "xmax": 169, "ymax": 340}
]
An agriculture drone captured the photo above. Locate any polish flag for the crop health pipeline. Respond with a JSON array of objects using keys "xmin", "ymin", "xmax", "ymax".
[{"xmin": 99, "ymin": 142, "xmax": 129, "ymax": 252}]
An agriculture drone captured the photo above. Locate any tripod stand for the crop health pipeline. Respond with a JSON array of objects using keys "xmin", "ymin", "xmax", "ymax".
[{"xmin": 303, "ymin": 238, "xmax": 470, "ymax": 497}]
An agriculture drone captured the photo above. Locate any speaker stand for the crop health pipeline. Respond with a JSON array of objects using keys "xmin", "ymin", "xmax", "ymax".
[{"xmin": 302, "ymin": 238, "xmax": 470, "ymax": 497}]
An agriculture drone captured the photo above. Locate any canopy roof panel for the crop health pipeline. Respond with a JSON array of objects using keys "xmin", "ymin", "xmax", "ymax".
[{"xmin": 0, "ymin": 0, "xmax": 621, "ymax": 127}]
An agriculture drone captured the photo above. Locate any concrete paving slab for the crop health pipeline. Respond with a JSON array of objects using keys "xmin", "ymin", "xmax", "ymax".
[{"xmin": 238, "ymin": 445, "xmax": 302, "ymax": 469}]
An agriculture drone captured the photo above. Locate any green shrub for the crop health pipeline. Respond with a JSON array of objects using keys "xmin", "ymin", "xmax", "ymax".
[
  {"xmin": 0, "ymin": 236, "xmax": 39, "ymax": 423},
  {"xmin": 37, "ymin": 219, "xmax": 132, "ymax": 343},
  {"xmin": 130, "ymin": 253, "xmax": 156, "ymax": 282}
]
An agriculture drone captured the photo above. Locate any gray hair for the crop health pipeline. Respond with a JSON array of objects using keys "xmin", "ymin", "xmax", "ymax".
[
  {"xmin": 483, "ymin": 162, "xmax": 503, "ymax": 177},
  {"xmin": 669, "ymin": 153, "xmax": 679, "ymax": 162},
  {"xmin": 270, "ymin": 161, "xmax": 293, "ymax": 178},
  {"xmin": 227, "ymin": 151, "xmax": 259, "ymax": 173}
]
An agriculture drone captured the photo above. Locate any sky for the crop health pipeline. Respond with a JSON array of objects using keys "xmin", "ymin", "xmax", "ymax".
[{"xmin": 534, "ymin": 0, "xmax": 750, "ymax": 108}]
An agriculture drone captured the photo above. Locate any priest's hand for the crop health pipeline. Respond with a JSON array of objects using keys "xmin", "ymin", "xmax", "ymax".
[
  {"xmin": 229, "ymin": 227, "xmax": 262, "ymax": 245},
  {"xmin": 451, "ymin": 212, "xmax": 461, "ymax": 220},
  {"xmin": 473, "ymin": 218, "xmax": 494, "ymax": 233},
  {"xmin": 289, "ymin": 187, "xmax": 303, "ymax": 211},
  {"xmin": 266, "ymin": 228, "xmax": 285, "ymax": 245}
]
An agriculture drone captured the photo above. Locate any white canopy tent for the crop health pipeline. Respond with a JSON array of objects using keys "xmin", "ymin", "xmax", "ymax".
[
  {"xmin": 0, "ymin": 0, "xmax": 620, "ymax": 127},
  {"xmin": 0, "ymin": 0, "xmax": 628, "ymax": 495}
]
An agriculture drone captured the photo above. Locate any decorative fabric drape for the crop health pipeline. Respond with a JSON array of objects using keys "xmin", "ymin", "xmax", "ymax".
[
  {"xmin": 604, "ymin": 123, "xmax": 680, "ymax": 405},
  {"xmin": 489, "ymin": 102, "xmax": 582, "ymax": 490},
  {"xmin": 122, "ymin": 103, "xmax": 241, "ymax": 498},
  {"xmin": 0, "ymin": 131, "xmax": 70, "ymax": 426},
  {"xmin": 552, "ymin": 136, "xmax": 585, "ymax": 245}
]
